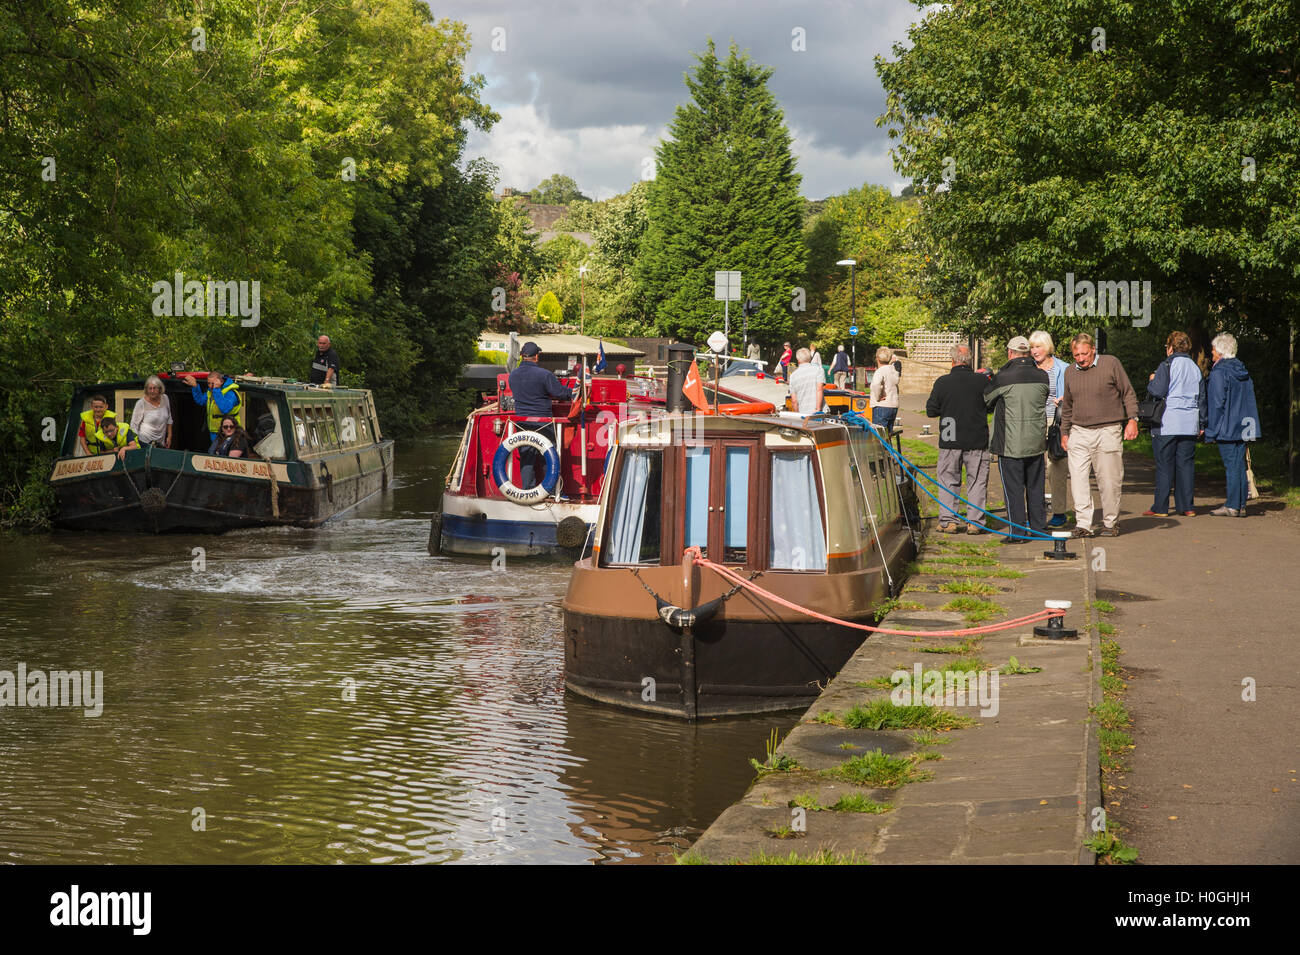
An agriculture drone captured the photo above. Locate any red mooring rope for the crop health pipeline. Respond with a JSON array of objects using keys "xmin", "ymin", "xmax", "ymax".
[{"xmin": 683, "ymin": 548, "xmax": 1064, "ymax": 638}]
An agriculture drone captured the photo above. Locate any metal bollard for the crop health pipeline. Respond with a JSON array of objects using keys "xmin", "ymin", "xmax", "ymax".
[
  {"xmin": 1033, "ymin": 599, "xmax": 1078, "ymax": 639},
  {"xmin": 1043, "ymin": 530, "xmax": 1077, "ymax": 560}
]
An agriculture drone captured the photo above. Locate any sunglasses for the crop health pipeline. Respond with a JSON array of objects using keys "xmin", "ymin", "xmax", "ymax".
[{"xmin": 221, "ymin": 425, "xmax": 236, "ymax": 431}]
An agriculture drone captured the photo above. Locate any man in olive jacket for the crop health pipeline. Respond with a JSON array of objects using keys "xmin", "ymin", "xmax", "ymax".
[{"xmin": 984, "ymin": 337, "xmax": 1050, "ymax": 540}]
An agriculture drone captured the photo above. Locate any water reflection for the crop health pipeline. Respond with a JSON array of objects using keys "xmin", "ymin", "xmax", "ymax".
[{"xmin": 0, "ymin": 437, "xmax": 787, "ymax": 864}]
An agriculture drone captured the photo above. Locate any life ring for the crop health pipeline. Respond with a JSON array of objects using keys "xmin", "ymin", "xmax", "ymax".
[{"xmin": 492, "ymin": 428, "xmax": 561, "ymax": 504}]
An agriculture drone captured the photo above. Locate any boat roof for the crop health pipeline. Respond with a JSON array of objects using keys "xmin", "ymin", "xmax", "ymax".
[
  {"xmin": 71, "ymin": 374, "xmax": 374, "ymax": 398},
  {"xmin": 618, "ymin": 410, "xmax": 866, "ymax": 443},
  {"xmin": 478, "ymin": 332, "xmax": 645, "ymax": 358}
]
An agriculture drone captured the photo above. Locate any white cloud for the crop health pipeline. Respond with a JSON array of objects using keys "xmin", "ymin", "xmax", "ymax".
[{"xmin": 467, "ymin": 104, "xmax": 666, "ymax": 199}]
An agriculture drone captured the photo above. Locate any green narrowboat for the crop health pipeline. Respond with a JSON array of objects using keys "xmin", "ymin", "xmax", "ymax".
[{"xmin": 49, "ymin": 373, "xmax": 394, "ymax": 533}]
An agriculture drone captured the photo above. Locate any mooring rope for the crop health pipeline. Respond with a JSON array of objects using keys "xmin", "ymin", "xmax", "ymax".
[
  {"xmin": 683, "ymin": 547, "xmax": 1062, "ymax": 638},
  {"xmin": 842, "ymin": 412, "xmax": 1055, "ymax": 541}
]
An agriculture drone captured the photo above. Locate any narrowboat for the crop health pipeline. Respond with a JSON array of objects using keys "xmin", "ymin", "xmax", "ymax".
[
  {"xmin": 433, "ymin": 346, "xmax": 874, "ymax": 561},
  {"xmin": 432, "ymin": 368, "xmax": 667, "ymax": 559},
  {"xmin": 49, "ymin": 373, "xmax": 395, "ymax": 533},
  {"xmin": 562, "ymin": 400, "xmax": 918, "ymax": 720}
]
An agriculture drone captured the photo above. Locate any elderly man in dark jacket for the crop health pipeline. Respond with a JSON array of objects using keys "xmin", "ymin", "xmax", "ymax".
[
  {"xmin": 926, "ymin": 343, "xmax": 992, "ymax": 534},
  {"xmin": 984, "ymin": 336, "xmax": 1050, "ymax": 541}
]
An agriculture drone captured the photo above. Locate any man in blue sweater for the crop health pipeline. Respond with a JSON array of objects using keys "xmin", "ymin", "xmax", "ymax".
[{"xmin": 507, "ymin": 342, "xmax": 572, "ymax": 491}]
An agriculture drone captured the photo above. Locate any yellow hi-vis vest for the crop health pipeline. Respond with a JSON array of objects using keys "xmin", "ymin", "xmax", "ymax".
[
  {"xmin": 205, "ymin": 380, "xmax": 243, "ymax": 434},
  {"xmin": 93, "ymin": 423, "xmax": 137, "ymax": 451},
  {"xmin": 81, "ymin": 408, "xmax": 116, "ymax": 452}
]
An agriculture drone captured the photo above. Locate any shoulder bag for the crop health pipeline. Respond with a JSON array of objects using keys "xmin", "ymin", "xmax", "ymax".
[{"xmin": 1047, "ymin": 407, "xmax": 1068, "ymax": 460}]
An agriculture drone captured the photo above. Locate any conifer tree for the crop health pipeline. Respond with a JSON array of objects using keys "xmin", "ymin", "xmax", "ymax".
[{"xmin": 639, "ymin": 40, "xmax": 804, "ymax": 349}]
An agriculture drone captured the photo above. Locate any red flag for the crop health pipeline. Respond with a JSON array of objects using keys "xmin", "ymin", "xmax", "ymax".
[{"xmin": 682, "ymin": 362, "xmax": 711, "ymax": 413}]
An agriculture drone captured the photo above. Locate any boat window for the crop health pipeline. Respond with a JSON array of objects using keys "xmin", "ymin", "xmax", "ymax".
[
  {"xmin": 769, "ymin": 451, "xmax": 827, "ymax": 571},
  {"xmin": 342, "ymin": 404, "xmax": 357, "ymax": 444},
  {"xmin": 306, "ymin": 408, "xmax": 321, "ymax": 449},
  {"xmin": 318, "ymin": 405, "xmax": 337, "ymax": 447},
  {"xmin": 723, "ymin": 446, "xmax": 750, "ymax": 563},
  {"xmin": 684, "ymin": 445, "xmax": 711, "ymax": 557},
  {"xmin": 293, "ymin": 407, "xmax": 308, "ymax": 449},
  {"xmin": 605, "ymin": 449, "xmax": 663, "ymax": 564},
  {"xmin": 846, "ymin": 453, "xmax": 871, "ymax": 536}
]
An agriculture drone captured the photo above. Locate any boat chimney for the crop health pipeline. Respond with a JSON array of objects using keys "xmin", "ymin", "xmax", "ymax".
[{"xmin": 666, "ymin": 343, "xmax": 696, "ymax": 413}]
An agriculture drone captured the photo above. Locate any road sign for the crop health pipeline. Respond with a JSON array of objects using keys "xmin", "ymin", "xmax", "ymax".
[
  {"xmin": 714, "ymin": 271, "xmax": 741, "ymax": 301},
  {"xmin": 707, "ymin": 331, "xmax": 729, "ymax": 354},
  {"xmin": 849, "ymin": 325, "xmax": 859, "ymax": 336}
]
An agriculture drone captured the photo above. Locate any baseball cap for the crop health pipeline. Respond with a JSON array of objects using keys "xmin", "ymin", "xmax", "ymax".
[
  {"xmin": 520, "ymin": 342, "xmax": 541, "ymax": 357},
  {"xmin": 1007, "ymin": 336, "xmax": 1031, "ymax": 353}
]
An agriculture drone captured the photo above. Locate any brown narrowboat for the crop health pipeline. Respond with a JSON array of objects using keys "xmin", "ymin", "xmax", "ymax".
[{"xmin": 562, "ymin": 408, "xmax": 917, "ymax": 719}]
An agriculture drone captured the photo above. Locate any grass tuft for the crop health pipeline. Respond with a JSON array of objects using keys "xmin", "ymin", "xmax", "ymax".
[
  {"xmin": 829, "ymin": 793, "xmax": 892, "ymax": 814},
  {"xmin": 823, "ymin": 749, "xmax": 932, "ymax": 788},
  {"xmin": 843, "ymin": 699, "xmax": 975, "ymax": 731},
  {"xmin": 1000, "ymin": 655, "xmax": 1042, "ymax": 675}
]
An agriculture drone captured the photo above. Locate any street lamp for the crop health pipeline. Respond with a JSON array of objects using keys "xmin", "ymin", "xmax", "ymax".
[
  {"xmin": 837, "ymin": 259, "xmax": 857, "ymax": 384},
  {"xmin": 578, "ymin": 264, "xmax": 589, "ymax": 336}
]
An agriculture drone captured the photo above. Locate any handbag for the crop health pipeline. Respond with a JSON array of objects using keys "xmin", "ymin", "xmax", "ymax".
[
  {"xmin": 1047, "ymin": 407, "xmax": 1068, "ymax": 460},
  {"xmin": 1246, "ymin": 447, "xmax": 1259, "ymax": 499},
  {"xmin": 1136, "ymin": 395, "xmax": 1165, "ymax": 427}
]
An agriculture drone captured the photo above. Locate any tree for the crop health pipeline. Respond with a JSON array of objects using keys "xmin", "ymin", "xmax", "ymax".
[
  {"xmin": 536, "ymin": 290, "xmax": 564, "ymax": 324},
  {"xmin": 491, "ymin": 197, "xmax": 541, "ymax": 278},
  {"xmin": 485, "ymin": 267, "xmax": 529, "ymax": 332},
  {"xmin": 530, "ymin": 173, "xmax": 589, "ymax": 205},
  {"xmin": 802, "ymin": 186, "xmax": 924, "ymax": 352},
  {"xmin": 639, "ymin": 40, "xmax": 805, "ymax": 349},
  {"xmin": 877, "ymin": 0, "xmax": 1300, "ymax": 474},
  {"xmin": 0, "ymin": 0, "xmax": 498, "ymax": 520}
]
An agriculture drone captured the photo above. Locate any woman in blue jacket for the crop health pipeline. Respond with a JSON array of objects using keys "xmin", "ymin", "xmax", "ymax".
[
  {"xmin": 1204, "ymin": 333, "xmax": 1261, "ymax": 517},
  {"xmin": 1145, "ymin": 331, "xmax": 1206, "ymax": 516}
]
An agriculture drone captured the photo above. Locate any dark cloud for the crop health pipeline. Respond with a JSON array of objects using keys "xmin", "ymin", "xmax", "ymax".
[{"xmin": 435, "ymin": 0, "xmax": 920, "ymax": 196}]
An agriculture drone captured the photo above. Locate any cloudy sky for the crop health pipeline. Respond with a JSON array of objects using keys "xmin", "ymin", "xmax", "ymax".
[{"xmin": 430, "ymin": 0, "xmax": 924, "ymax": 200}]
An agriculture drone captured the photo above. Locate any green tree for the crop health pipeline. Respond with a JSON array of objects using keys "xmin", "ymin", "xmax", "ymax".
[
  {"xmin": 0, "ymin": 0, "xmax": 498, "ymax": 520},
  {"xmin": 536, "ymin": 290, "xmax": 564, "ymax": 324},
  {"xmin": 530, "ymin": 173, "xmax": 589, "ymax": 205},
  {"xmin": 803, "ymin": 186, "xmax": 924, "ymax": 352},
  {"xmin": 639, "ymin": 40, "xmax": 805, "ymax": 350},
  {"xmin": 877, "ymin": 0, "xmax": 1300, "ymax": 473},
  {"xmin": 491, "ymin": 196, "xmax": 541, "ymax": 278}
]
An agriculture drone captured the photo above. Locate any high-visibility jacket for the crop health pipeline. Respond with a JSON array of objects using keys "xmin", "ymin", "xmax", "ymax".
[
  {"xmin": 204, "ymin": 380, "xmax": 243, "ymax": 434},
  {"xmin": 92, "ymin": 423, "xmax": 138, "ymax": 452},
  {"xmin": 80, "ymin": 407, "xmax": 116, "ymax": 444},
  {"xmin": 80, "ymin": 409, "xmax": 116, "ymax": 449}
]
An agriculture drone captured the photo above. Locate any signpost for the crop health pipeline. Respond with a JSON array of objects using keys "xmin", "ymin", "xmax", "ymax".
[{"xmin": 714, "ymin": 271, "xmax": 741, "ymax": 337}]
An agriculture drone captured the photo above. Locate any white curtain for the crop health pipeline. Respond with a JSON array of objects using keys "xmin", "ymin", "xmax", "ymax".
[
  {"xmin": 606, "ymin": 450, "xmax": 652, "ymax": 563},
  {"xmin": 684, "ymin": 446, "xmax": 710, "ymax": 549},
  {"xmin": 770, "ymin": 452, "xmax": 826, "ymax": 570}
]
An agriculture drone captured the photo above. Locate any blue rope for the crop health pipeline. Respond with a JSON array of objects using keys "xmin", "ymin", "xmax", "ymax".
[{"xmin": 842, "ymin": 412, "xmax": 1055, "ymax": 541}]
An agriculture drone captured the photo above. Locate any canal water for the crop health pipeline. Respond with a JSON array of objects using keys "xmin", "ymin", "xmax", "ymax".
[{"xmin": 0, "ymin": 438, "xmax": 786, "ymax": 864}]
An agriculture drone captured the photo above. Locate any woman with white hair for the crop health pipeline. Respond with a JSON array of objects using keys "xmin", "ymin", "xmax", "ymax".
[
  {"xmin": 130, "ymin": 374, "xmax": 173, "ymax": 448},
  {"xmin": 1205, "ymin": 333, "xmax": 1261, "ymax": 516},
  {"xmin": 1029, "ymin": 330, "xmax": 1070, "ymax": 526},
  {"xmin": 870, "ymin": 346, "xmax": 900, "ymax": 431}
]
